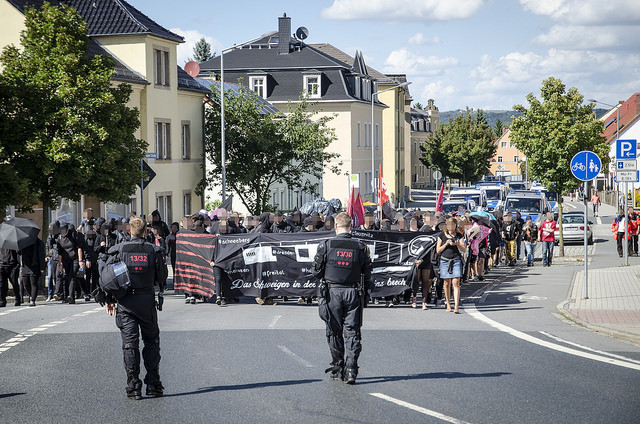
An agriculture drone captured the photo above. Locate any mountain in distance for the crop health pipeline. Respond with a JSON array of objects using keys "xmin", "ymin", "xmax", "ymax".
[{"xmin": 437, "ymin": 108, "xmax": 609, "ymax": 129}]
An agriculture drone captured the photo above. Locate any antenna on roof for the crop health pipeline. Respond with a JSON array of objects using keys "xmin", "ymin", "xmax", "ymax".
[{"xmin": 294, "ymin": 26, "xmax": 309, "ymax": 41}]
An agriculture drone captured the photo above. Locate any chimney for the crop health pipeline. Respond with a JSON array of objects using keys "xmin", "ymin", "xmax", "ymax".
[{"xmin": 278, "ymin": 13, "xmax": 291, "ymax": 55}]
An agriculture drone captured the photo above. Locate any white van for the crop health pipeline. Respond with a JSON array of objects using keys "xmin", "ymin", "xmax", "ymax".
[{"xmin": 447, "ymin": 188, "xmax": 487, "ymax": 211}]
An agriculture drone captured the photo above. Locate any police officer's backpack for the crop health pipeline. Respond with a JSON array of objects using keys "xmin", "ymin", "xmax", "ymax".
[{"xmin": 99, "ymin": 261, "xmax": 131, "ymax": 299}]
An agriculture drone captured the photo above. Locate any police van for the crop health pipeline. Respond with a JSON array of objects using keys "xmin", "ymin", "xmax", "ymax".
[
  {"xmin": 442, "ymin": 198, "xmax": 476, "ymax": 215},
  {"xmin": 503, "ymin": 190, "xmax": 550, "ymax": 224},
  {"xmin": 530, "ymin": 183, "xmax": 559, "ymax": 212},
  {"xmin": 447, "ymin": 188, "xmax": 487, "ymax": 211},
  {"xmin": 475, "ymin": 183, "xmax": 506, "ymax": 211}
]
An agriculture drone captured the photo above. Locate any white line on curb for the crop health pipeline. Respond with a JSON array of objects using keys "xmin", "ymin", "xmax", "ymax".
[
  {"xmin": 278, "ymin": 345, "xmax": 314, "ymax": 367},
  {"xmin": 370, "ymin": 393, "xmax": 474, "ymax": 424},
  {"xmin": 467, "ymin": 304, "xmax": 640, "ymax": 371}
]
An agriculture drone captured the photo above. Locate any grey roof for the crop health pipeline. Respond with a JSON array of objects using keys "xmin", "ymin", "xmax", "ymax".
[
  {"xmin": 198, "ymin": 41, "xmax": 387, "ymax": 105},
  {"xmin": 9, "ymin": 0, "xmax": 183, "ymax": 42},
  {"xmin": 177, "ymin": 67, "xmax": 210, "ymax": 93},
  {"xmin": 310, "ymin": 44, "xmax": 387, "ymax": 80},
  {"xmin": 196, "ymin": 79, "xmax": 279, "ymax": 115}
]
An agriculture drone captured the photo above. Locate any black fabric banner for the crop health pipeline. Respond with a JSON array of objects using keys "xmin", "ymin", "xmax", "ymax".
[
  {"xmin": 209, "ymin": 230, "xmax": 439, "ymax": 298},
  {"xmin": 174, "ymin": 231, "xmax": 217, "ymax": 298}
]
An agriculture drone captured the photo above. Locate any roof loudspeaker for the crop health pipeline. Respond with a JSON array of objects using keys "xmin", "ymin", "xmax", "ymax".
[{"xmin": 294, "ymin": 27, "xmax": 309, "ymax": 41}]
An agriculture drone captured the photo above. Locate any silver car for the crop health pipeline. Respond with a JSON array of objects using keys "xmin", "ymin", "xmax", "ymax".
[{"xmin": 554, "ymin": 213, "xmax": 593, "ymax": 245}]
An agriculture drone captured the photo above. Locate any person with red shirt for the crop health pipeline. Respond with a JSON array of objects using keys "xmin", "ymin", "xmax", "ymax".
[{"xmin": 539, "ymin": 212, "xmax": 557, "ymax": 267}]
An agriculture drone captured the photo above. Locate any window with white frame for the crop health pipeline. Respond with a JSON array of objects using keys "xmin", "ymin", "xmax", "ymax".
[
  {"xmin": 250, "ymin": 76, "xmax": 266, "ymax": 98},
  {"xmin": 501, "ymin": 141, "xmax": 507, "ymax": 148},
  {"xmin": 513, "ymin": 155, "xmax": 519, "ymax": 162},
  {"xmin": 355, "ymin": 76, "xmax": 361, "ymax": 98},
  {"xmin": 181, "ymin": 121, "xmax": 190, "ymax": 160},
  {"xmin": 153, "ymin": 48, "xmax": 170, "ymax": 87},
  {"xmin": 156, "ymin": 194, "xmax": 172, "ymax": 224},
  {"xmin": 364, "ymin": 123, "xmax": 369, "ymax": 147},
  {"xmin": 183, "ymin": 192, "xmax": 191, "ymax": 216},
  {"xmin": 497, "ymin": 156, "xmax": 503, "ymax": 163},
  {"xmin": 155, "ymin": 120, "xmax": 171, "ymax": 160},
  {"xmin": 357, "ymin": 122, "xmax": 361, "ymax": 147},
  {"xmin": 375, "ymin": 124, "xmax": 379, "ymax": 148},
  {"xmin": 304, "ymin": 75, "xmax": 320, "ymax": 98}
]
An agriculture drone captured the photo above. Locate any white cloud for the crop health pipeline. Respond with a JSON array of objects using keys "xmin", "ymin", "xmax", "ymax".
[
  {"xmin": 383, "ymin": 48, "xmax": 458, "ymax": 75},
  {"xmin": 534, "ymin": 24, "xmax": 640, "ymax": 50},
  {"xmin": 408, "ymin": 32, "xmax": 440, "ymax": 45},
  {"xmin": 170, "ymin": 28, "xmax": 223, "ymax": 66},
  {"xmin": 520, "ymin": 0, "xmax": 640, "ymax": 25},
  {"xmin": 322, "ymin": 0, "xmax": 488, "ymax": 21}
]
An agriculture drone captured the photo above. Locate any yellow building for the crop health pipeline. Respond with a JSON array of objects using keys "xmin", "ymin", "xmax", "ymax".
[
  {"xmin": 489, "ymin": 129, "xmax": 526, "ymax": 181},
  {"xmin": 2, "ymin": 0, "xmax": 207, "ymax": 225},
  {"xmin": 410, "ymin": 100, "xmax": 440, "ymax": 188}
]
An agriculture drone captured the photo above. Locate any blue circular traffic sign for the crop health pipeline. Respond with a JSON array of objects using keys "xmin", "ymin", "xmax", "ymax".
[{"xmin": 570, "ymin": 151, "xmax": 601, "ymax": 181}]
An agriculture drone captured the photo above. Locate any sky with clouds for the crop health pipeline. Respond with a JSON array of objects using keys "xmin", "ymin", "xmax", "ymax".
[{"xmin": 130, "ymin": 0, "xmax": 640, "ymax": 111}]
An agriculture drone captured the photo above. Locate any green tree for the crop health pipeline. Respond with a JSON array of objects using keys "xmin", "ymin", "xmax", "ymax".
[
  {"xmin": 193, "ymin": 37, "xmax": 214, "ymax": 63},
  {"xmin": 200, "ymin": 85, "xmax": 340, "ymax": 214},
  {"xmin": 493, "ymin": 118, "xmax": 504, "ymax": 139},
  {"xmin": 413, "ymin": 102, "xmax": 424, "ymax": 110},
  {"xmin": 510, "ymin": 77, "xmax": 608, "ymax": 256},
  {"xmin": 420, "ymin": 108, "xmax": 496, "ymax": 185},
  {"xmin": 0, "ymin": 3, "xmax": 145, "ymax": 233}
]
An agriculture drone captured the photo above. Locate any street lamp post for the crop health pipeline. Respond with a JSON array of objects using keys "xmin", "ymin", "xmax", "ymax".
[
  {"xmin": 370, "ymin": 81, "xmax": 411, "ymax": 203},
  {"xmin": 589, "ymin": 98, "xmax": 626, "ymax": 265},
  {"xmin": 219, "ymin": 33, "xmax": 271, "ymax": 201}
]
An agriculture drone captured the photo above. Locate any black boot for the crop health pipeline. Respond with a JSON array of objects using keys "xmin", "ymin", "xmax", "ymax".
[
  {"xmin": 344, "ymin": 367, "xmax": 357, "ymax": 385},
  {"xmin": 146, "ymin": 382, "xmax": 164, "ymax": 398},
  {"xmin": 325, "ymin": 360, "xmax": 344, "ymax": 381}
]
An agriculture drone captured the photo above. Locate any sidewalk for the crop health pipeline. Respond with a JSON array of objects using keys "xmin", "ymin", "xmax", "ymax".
[{"xmin": 559, "ymin": 264, "xmax": 640, "ymax": 345}]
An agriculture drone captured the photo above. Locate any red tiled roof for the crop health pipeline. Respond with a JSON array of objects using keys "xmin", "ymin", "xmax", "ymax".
[{"xmin": 601, "ymin": 93, "xmax": 640, "ymax": 144}]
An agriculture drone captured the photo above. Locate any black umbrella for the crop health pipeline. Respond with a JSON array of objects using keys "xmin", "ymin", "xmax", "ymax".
[{"xmin": 0, "ymin": 217, "xmax": 40, "ymax": 250}]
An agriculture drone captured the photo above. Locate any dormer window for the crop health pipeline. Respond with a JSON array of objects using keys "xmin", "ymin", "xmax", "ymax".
[
  {"xmin": 355, "ymin": 76, "xmax": 361, "ymax": 98},
  {"xmin": 304, "ymin": 75, "xmax": 321, "ymax": 98},
  {"xmin": 249, "ymin": 76, "xmax": 266, "ymax": 98}
]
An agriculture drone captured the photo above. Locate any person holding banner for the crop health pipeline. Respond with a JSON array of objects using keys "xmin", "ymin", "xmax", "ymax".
[
  {"xmin": 313, "ymin": 212, "xmax": 372, "ymax": 385},
  {"xmin": 436, "ymin": 217, "xmax": 466, "ymax": 314}
]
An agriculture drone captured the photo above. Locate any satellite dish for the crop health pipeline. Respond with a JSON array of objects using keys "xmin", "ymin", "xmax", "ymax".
[
  {"xmin": 184, "ymin": 61, "xmax": 201, "ymax": 77},
  {"xmin": 295, "ymin": 27, "xmax": 309, "ymax": 41}
]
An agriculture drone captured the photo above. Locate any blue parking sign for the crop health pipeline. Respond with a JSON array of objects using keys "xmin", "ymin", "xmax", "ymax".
[
  {"xmin": 570, "ymin": 151, "xmax": 601, "ymax": 181},
  {"xmin": 616, "ymin": 139, "xmax": 637, "ymax": 159}
]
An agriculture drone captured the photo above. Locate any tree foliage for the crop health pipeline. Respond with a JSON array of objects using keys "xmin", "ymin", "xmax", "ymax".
[
  {"xmin": 0, "ymin": 3, "xmax": 145, "ymax": 223},
  {"xmin": 420, "ymin": 109, "xmax": 496, "ymax": 184},
  {"xmin": 193, "ymin": 37, "xmax": 214, "ymax": 63},
  {"xmin": 200, "ymin": 85, "xmax": 340, "ymax": 214},
  {"xmin": 510, "ymin": 77, "xmax": 608, "ymax": 255},
  {"xmin": 493, "ymin": 118, "xmax": 504, "ymax": 139}
]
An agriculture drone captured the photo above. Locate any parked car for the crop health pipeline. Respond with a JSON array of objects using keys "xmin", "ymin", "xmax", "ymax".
[{"xmin": 554, "ymin": 212, "xmax": 593, "ymax": 245}]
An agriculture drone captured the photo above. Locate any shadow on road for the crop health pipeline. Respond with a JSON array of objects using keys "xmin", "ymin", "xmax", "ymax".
[
  {"xmin": 355, "ymin": 371, "xmax": 511, "ymax": 385},
  {"xmin": 0, "ymin": 392, "xmax": 26, "ymax": 399},
  {"xmin": 163, "ymin": 378, "xmax": 322, "ymax": 398}
]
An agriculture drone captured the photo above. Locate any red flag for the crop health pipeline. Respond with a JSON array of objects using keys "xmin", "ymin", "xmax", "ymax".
[
  {"xmin": 377, "ymin": 164, "xmax": 390, "ymax": 206},
  {"xmin": 348, "ymin": 186, "xmax": 365, "ymax": 227},
  {"xmin": 435, "ymin": 181, "xmax": 445, "ymax": 212}
]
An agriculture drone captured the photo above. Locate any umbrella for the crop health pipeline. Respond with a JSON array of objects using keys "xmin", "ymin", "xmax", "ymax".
[
  {"xmin": 470, "ymin": 211, "xmax": 497, "ymax": 221},
  {"xmin": 0, "ymin": 217, "xmax": 40, "ymax": 250}
]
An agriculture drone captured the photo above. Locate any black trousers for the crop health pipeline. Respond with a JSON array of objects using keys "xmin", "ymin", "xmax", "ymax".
[
  {"xmin": 116, "ymin": 293, "xmax": 161, "ymax": 390},
  {"xmin": 21, "ymin": 274, "xmax": 40, "ymax": 303},
  {"xmin": 321, "ymin": 287, "xmax": 362, "ymax": 370},
  {"xmin": 0, "ymin": 265, "xmax": 20, "ymax": 304},
  {"xmin": 85, "ymin": 261, "xmax": 100, "ymax": 293}
]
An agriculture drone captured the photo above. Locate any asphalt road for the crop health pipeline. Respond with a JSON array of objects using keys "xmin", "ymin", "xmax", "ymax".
[{"xmin": 2, "ymin": 194, "xmax": 640, "ymax": 423}]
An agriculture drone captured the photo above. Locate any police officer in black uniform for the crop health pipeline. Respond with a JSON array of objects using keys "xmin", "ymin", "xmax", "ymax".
[
  {"xmin": 105, "ymin": 217, "xmax": 167, "ymax": 400},
  {"xmin": 313, "ymin": 212, "xmax": 372, "ymax": 384}
]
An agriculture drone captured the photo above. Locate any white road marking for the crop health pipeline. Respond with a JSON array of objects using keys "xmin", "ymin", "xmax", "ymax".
[
  {"xmin": 278, "ymin": 345, "xmax": 314, "ymax": 368},
  {"xmin": 0, "ymin": 307, "xmax": 29, "ymax": 316},
  {"xmin": 468, "ymin": 304, "xmax": 640, "ymax": 371},
  {"xmin": 268, "ymin": 315, "xmax": 282, "ymax": 328},
  {"xmin": 0, "ymin": 306, "xmax": 103, "ymax": 355},
  {"xmin": 370, "ymin": 393, "xmax": 474, "ymax": 424},
  {"xmin": 564, "ymin": 202, "xmax": 577, "ymax": 209},
  {"xmin": 596, "ymin": 216, "xmax": 602, "ymax": 225},
  {"xmin": 538, "ymin": 331, "xmax": 640, "ymax": 365}
]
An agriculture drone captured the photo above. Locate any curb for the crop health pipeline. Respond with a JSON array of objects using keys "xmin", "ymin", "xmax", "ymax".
[{"xmin": 557, "ymin": 271, "xmax": 640, "ymax": 347}]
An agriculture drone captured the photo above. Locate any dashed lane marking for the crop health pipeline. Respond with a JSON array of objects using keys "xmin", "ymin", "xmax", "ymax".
[
  {"xmin": 468, "ymin": 303, "xmax": 640, "ymax": 371},
  {"xmin": 0, "ymin": 307, "xmax": 29, "ymax": 317},
  {"xmin": 0, "ymin": 306, "xmax": 102, "ymax": 355},
  {"xmin": 278, "ymin": 345, "xmax": 314, "ymax": 368},
  {"xmin": 269, "ymin": 315, "xmax": 282, "ymax": 328},
  {"xmin": 370, "ymin": 393, "xmax": 474, "ymax": 424}
]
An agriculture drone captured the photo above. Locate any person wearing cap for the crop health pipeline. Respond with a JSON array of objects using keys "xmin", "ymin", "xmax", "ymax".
[
  {"xmin": 301, "ymin": 217, "xmax": 316, "ymax": 232},
  {"xmin": 57, "ymin": 223, "xmax": 85, "ymax": 303},
  {"xmin": 150, "ymin": 210, "xmax": 170, "ymax": 239},
  {"xmin": 323, "ymin": 215, "xmax": 335, "ymax": 231}
]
